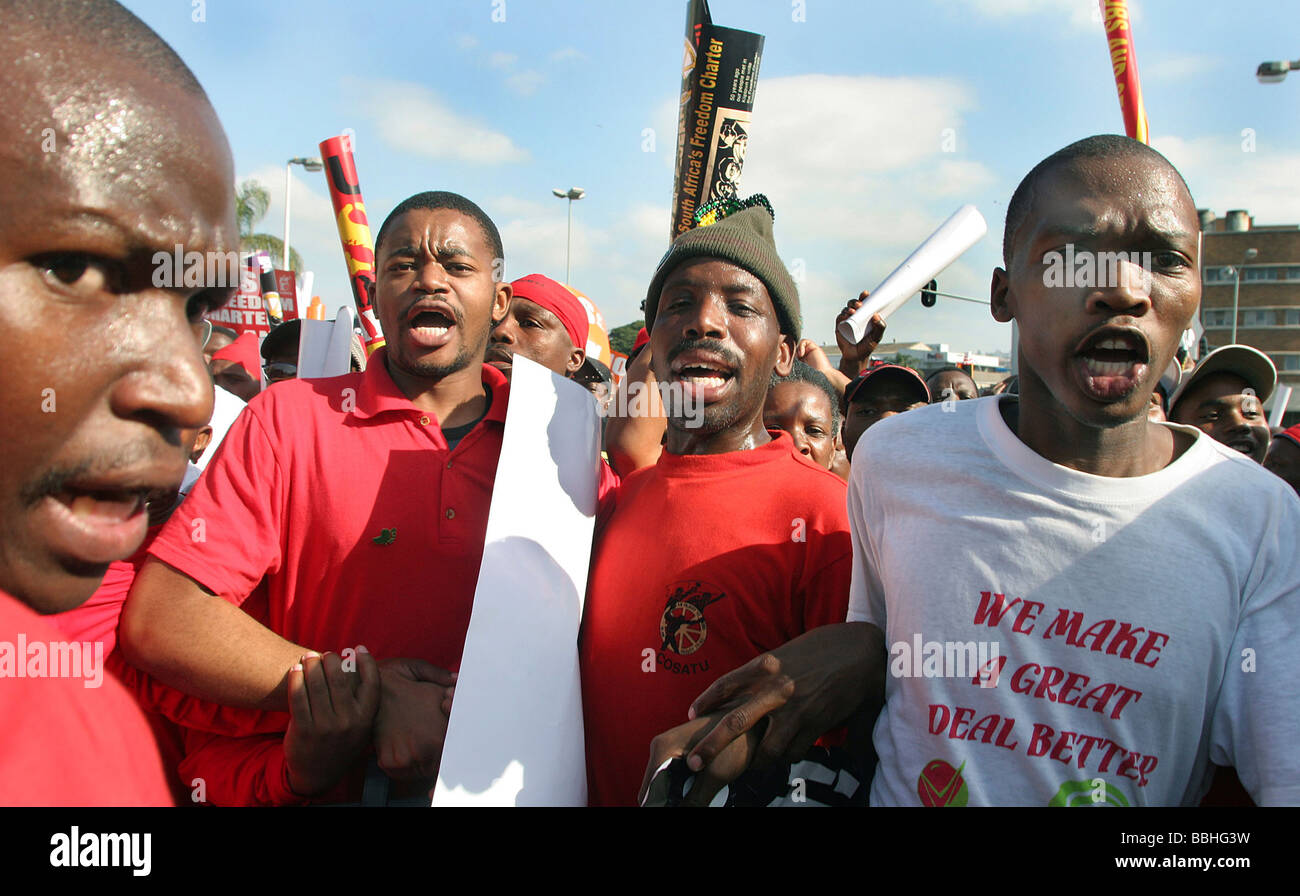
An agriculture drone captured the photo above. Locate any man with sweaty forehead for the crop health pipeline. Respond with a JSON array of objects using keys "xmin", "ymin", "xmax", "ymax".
[{"xmin": 0, "ymin": 0, "xmax": 237, "ymax": 804}]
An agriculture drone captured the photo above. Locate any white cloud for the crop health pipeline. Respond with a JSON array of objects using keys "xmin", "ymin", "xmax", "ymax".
[
  {"xmin": 482, "ymin": 50, "xmax": 545, "ymax": 97},
  {"xmin": 505, "ymin": 70, "xmax": 545, "ymax": 96},
  {"xmin": 1142, "ymin": 53, "xmax": 1220, "ymax": 82},
  {"xmin": 739, "ymin": 74, "xmax": 994, "ymax": 247},
  {"xmin": 1153, "ymin": 133, "xmax": 1300, "ymax": 225},
  {"xmin": 549, "ymin": 47, "xmax": 586, "ymax": 63},
  {"xmin": 497, "ymin": 210, "xmax": 610, "ymax": 282},
  {"xmin": 489, "ymin": 195, "xmax": 551, "ymax": 220},
  {"xmin": 349, "ymin": 78, "xmax": 528, "ymax": 165},
  {"xmin": 695, "ymin": 72, "xmax": 1005, "ymax": 351},
  {"xmin": 942, "ymin": 0, "xmax": 1127, "ymax": 31},
  {"xmin": 456, "ymin": 34, "xmax": 479, "ymax": 50},
  {"xmin": 622, "ymin": 74, "xmax": 1009, "ymax": 347}
]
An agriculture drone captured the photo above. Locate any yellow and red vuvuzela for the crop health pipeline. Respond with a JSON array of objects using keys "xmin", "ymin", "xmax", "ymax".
[
  {"xmin": 319, "ymin": 134, "xmax": 385, "ymax": 354},
  {"xmin": 1099, "ymin": 0, "xmax": 1149, "ymax": 144}
]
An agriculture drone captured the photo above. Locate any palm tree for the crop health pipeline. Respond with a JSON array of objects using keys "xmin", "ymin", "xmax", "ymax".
[{"xmin": 236, "ymin": 179, "xmax": 304, "ymax": 273}]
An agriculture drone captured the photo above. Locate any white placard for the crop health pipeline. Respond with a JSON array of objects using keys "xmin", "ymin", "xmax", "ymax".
[
  {"xmin": 297, "ymin": 305, "xmax": 355, "ymax": 380},
  {"xmin": 838, "ymin": 204, "xmax": 988, "ymax": 343},
  {"xmin": 432, "ymin": 355, "xmax": 601, "ymax": 806}
]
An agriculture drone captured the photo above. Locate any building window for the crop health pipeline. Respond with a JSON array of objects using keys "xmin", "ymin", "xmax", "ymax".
[
  {"xmin": 1242, "ymin": 309, "xmax": 1277, "ymax": 327},
  {"xmin": 1244, "ymin": 267, "xmax": 1276, "ymax": 282},
  {"xmin": 1286, "ymin": 309, "xmax": 1300, "ymax": 327},
  {"xmin": 1202, "ymin": 308, "xmax": 1232, "ymax": 328},
  {"xmin": 1273, "ymin": 355, "xmax": 1300, "ymax": 372},
  {"xmin": 1283, "ymin": 266, "xmax": 1300, "ymax": 280}
]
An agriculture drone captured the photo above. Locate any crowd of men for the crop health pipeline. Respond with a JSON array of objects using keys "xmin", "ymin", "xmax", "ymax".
[{"xmin": 1, "ymin": 0, "xmax": 1297, "ymax": 808}]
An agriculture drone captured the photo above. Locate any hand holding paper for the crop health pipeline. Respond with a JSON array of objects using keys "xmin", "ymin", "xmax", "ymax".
[
  {"xmin": 837, "ymin": 204, "xmax": 987, "ymax": 344},
  {"xmin": 835, "ymin": 292, "xmax": 886, "ymax": 377}
]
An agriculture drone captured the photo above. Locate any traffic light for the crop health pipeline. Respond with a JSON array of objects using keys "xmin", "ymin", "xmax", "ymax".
[{"xmin": 921, "ymin": 279, "xmax": 938, "ymax": 307}]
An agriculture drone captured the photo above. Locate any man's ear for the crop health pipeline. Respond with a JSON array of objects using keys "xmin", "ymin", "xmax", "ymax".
[
  {"xmin": 566, "ymin": 347, "xmax": 586, "ymax": 375},
  {"xmin": 492, "ymin": 282, "xmax": 512, "ymax": 325},
  {"xmin": 366, "ymin": 276, "xmax": 377, "ymax": 313},
  {"xmin": 774, "ymin": 334, "xmax": 796, "ymax": 378},
  {"xmin": 990, "ymin": 268, "xmax": 1015, "ymax": 324},
  {"xmin": 191, "ymin": 426, "xmax": 213, "ymax": 464}
]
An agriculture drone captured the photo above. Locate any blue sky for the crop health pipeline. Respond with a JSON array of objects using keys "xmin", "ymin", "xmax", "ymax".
[{"xmin": 126, "ymin": 0, "xmax": 1300, "ymax": 354}]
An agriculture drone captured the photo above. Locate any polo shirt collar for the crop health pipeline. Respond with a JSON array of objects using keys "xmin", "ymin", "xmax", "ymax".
[{"xmin": 351, "ymin": 346, "xmax": 510, "ymax": 424}]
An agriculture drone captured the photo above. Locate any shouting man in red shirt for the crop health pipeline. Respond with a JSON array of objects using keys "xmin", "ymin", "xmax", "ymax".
[
  {"xmin": 120, "ymin": 192, "xmax": 514, "ymax": 804},
  {"xmin": 579, "ymin": 196, "xmax": 854, "ymax": 806},
  {"xmin": 0, "ymin": 0, "xmax": 239, "ymax": 806}
]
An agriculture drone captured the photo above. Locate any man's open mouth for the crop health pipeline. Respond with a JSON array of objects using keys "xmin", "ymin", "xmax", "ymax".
[
  {"xmin": 36, "ymin": 478, "xmax": 167, "ymax": 567},
  {"xmin": 406, "ymin": 303, "xmax": 457, "ymax": 349},
  {"xmin": 1073, "ymin": 327, "xmax": 1151, "ymax": 401},
  {"xmin": 669, "ymin": 350, "xmax": 736, "ymax": 403},
  {"xmin": 1227, "ymin": 436, "xmax": 1260, "ymax": 455}
]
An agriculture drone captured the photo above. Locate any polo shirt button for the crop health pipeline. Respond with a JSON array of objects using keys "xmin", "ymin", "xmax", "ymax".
[
  {"xmin": 419, "ymin": 415, "xmax": 430, "ymax": 425},
  {"xmin": 446, "ymin": 461, "xmax": 453, "ymax": 470},
  {"xmin": 445, "ymin": 508, "xmax": 455, "ymax": 519}
]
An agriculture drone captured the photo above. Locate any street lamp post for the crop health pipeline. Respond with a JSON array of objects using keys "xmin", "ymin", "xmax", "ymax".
[
  {"xmin": 551, "ymin": 187, "xmax": 585, "ymax": 284},
  {"xmin": 1229, "ymin": 247, "xmax": 1258, "ymax": 344},
  {"xmin": 284, "ymin": 156, "xmax": 324, "ymax": 270},
  {"xmin": 1257, "ymin": 58, "xmax": 1300, "ymax": 84}
]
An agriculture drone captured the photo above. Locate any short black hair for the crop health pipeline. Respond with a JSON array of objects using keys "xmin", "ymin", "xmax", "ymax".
[
  {"xmin": 1002, "ymin": 134, "xmax": 1193, "ymax": 266},
  {"xmin": 374, "ymin": 191, "xmax": 504, "ymax": 272},
  {"xmin": 925, "ymin": 365, "xmax": 978, "ymax": 389},
  {"xmin": 769, "ymin": 359, "xmax": 841, "ymax": 431},
  {"xmin": 2, "ymin": 0, "xmax": 207, "ymax": 97},
  {"xmin": 209, "ymin": 324, "xmax": 238, "ymax": 342}
]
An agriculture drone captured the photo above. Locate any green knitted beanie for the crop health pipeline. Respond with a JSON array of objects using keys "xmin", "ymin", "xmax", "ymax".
[{"xmin": 644, "ymin": 195, "xmax": 801, "ymax": 339}]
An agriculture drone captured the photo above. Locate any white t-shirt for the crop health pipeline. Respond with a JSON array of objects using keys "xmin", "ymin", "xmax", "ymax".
[{"xmin": 847, "ymin": 395, "xmax": 1300, "ymax": 806}]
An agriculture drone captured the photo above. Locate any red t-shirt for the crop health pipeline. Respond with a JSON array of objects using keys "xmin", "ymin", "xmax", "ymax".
[
  {"xmin": 49, "ymin": 528, "xmax": 286, "ymax": 803},
  {"xmin": 0, "ymin": 589, "xmax": 173, "ymax": 806},
  {"xmin": 579, "ymin": 432, "xmax": 853, "ymax": 806},
  {"xmin": 146, "ymin": 351, "xmax": 510, "ymax": 804}
]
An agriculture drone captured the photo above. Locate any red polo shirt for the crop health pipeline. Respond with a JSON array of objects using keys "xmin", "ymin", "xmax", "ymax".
[
  {"xmin": 0, "ymin": 589, "xmax": 172, "ymax": 806},
  {"xmin": 150, "ymin": 350, "xmax": 508, "ymax": 665},
  {"xmin": 580, "ymin": 433, "xmax": 853, "ymax": 806},
  {"xmin": 147, "ymin": 351, "xmax": 509, "ymax": 804}
]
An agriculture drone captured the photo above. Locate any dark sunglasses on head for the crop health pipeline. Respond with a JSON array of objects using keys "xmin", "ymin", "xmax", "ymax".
[{"xmin": 263, "ymin": 362, "xmax": 297, "ymax": 381}]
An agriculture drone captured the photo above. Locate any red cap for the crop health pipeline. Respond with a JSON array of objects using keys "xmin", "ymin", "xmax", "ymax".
[
  {"xmin": 844, "ymin": 364, "xmax": 931, "ymax": 406},
  {"xmin": 509, "ymin": 274, "xmax": 589, "ymax": 350},
  {"xmin": 633, "ymin": 327, "xmax": 650, "ymax": 352},
  {"xmin": 211, "ymin": 331, "xmax": 262, "ymax": 379},
  {"xmin": 1278, "ymin": 423, "xmax": 1300, "ymax": 450}
]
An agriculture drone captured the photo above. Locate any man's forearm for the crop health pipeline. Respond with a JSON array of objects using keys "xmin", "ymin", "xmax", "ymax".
[{"xmin": 119, "ymin": 558, "xmax": 308, "ymax": 712}]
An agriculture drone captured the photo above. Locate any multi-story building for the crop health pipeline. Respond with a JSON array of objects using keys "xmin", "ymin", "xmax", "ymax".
[{"xmin": 1199, "ymin": 209, "xmax": 1299, "ymax": 426}]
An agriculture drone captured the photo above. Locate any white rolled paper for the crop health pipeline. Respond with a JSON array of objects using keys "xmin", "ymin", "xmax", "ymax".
[
  {"xmin": 1269, "ymin": 383, "xmax": 1292, "ymax": 429},
  {"xmin": 838, "ymin": 204, "xmax": 988, "ymax": 344}
]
